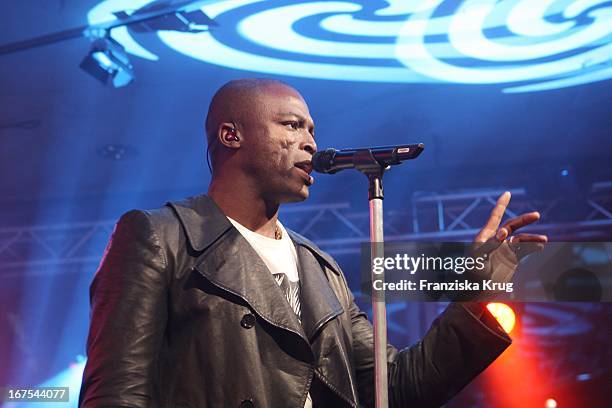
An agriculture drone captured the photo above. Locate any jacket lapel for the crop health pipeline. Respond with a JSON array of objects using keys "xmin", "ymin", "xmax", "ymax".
[
  {"xmin": 194, "ymin": 227, "xmax": 308, "ymax": 342},
  {"xmin": 293, "ymin": 243, "xmax": 343, "ymax": 342},
  {"xmin": 168, "ymin": 195, "xmax": 307, "ymax": 343},
  {"xmin": 290, "ymin": 232, "xmax": 358, "ymax": 407}
]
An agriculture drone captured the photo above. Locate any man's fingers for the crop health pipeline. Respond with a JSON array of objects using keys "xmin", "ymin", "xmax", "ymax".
[
  {"xmin": 508, "ymin": 233, "xmax": 548, "ymax": 243},
  {"xmin": 496, "ymin": 227, "xmax": 509, "ymax": 242},
  {"xmin": 475, "ymin": 192, "xmax": 511, "ymax": 242},
  {"xmin": 483, "ymin": 191, "xmax": 511, "ymax": 232},
  {"xmin": 501, "ymin": 211, "xmax": 540, "ymax": 235}
]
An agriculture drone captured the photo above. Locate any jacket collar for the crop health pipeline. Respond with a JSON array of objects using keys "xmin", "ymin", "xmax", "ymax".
[
  {"xmin": 166, "ymin": 194, "xmax": 233, "ymax": 253},
  {"xmin": 166, "ymin": 194, "xmax": 344, "ymax": 342},
  {"xmin": 167, "ymin": 194, "xmax": 341, "ymax": 276}
]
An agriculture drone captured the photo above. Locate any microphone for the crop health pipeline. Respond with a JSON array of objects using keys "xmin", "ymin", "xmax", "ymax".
[{"xmin": 312, "ymin": 143, "xmax": 424, "ymax": 174}]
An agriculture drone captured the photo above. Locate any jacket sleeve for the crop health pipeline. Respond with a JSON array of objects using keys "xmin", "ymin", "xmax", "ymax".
[
  {"xmin": 79, "ymin": 210, "xmax": 169, "ymax": 408},
  {"xmin": 349, "ymin": 289, "xmax": 511, "ymax": 407}
]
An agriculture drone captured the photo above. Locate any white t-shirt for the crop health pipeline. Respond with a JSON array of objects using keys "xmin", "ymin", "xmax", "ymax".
[
  {"xmin": 227, "ymin": 217, "xmax": 299, "ymax": 282},
  {"xmin": 227, "ymin": 217, "xmax": 312, "ymax": 408}
]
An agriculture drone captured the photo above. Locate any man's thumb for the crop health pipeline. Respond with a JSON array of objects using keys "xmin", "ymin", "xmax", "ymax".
[{"xmin": 496, "ymin": 228, "xmax": 508, "ymax": 242}]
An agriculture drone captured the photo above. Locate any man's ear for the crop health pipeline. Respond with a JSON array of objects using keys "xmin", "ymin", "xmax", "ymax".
[{"xmin": 218, "ymin": 122, "xmax": 241, "ymax": 149}]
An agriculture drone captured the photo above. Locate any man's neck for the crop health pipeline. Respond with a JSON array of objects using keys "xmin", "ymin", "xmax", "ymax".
[{"xmin": 208, "ymin": 179, "xmax": 280, "ymax": 239}]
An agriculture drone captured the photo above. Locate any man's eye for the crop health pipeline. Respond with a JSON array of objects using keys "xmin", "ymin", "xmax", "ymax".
[{"xmin": 284, "ymin": 121, "xmax": 299, "ymax": 130}]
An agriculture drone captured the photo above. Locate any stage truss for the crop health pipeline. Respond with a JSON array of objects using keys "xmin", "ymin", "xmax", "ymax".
[{"xmin": 2, "ymin": 182, "xmax": 612, "ymax": 272}]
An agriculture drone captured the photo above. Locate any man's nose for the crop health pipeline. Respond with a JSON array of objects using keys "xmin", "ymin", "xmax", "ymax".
[{"xmin": 301, "ymin": 134, "xmax": 317, "ymax": 155}]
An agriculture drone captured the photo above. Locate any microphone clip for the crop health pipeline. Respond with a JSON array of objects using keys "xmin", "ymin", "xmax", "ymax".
[{"xmin": 351, "ymin": 149, "xmax": 387, "ymax": 200}]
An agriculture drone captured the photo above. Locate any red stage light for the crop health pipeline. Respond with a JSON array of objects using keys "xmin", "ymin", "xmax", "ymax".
[
  {"xmin": 486, "ymin": 302, "xmax": 516, "ymax": 334},
  {"xmin": 545, "ymin": 398, "xmax": 558, "ymax": 408}
]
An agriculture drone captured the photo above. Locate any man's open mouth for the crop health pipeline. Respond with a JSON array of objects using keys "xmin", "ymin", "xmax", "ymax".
[{"xmin": 294, "ymin": 161, "xmax": 313, "ymax": 175}]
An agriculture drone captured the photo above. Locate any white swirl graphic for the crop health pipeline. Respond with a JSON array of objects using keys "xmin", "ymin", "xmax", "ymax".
[{"xmin": 88, "ymin": 0, "xmax": 612, "ymax": 92}]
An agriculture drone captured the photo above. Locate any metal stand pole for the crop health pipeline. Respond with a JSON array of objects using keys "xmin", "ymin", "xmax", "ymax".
[
  {"xmin": 353, "ymin": 149, "xmax": 389, "ymax": 408},
  {"xmin": 368, "ymin": 173, "xmax": 388, "ymax": 408}
]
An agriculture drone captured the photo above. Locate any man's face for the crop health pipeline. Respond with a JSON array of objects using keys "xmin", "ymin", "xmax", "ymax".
[{"xmin": 240, "ymin": 84, "xmax": 316, "ymax": 203}]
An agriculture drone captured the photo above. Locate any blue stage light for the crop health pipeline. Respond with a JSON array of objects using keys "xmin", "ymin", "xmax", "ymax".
[
  {"xmin": 80, "ymin": 37, "xmax": 134, "ymax": 88},
  {"xmin": 91, "ymin": 51, "xmax": 114, "ymax": 69}
]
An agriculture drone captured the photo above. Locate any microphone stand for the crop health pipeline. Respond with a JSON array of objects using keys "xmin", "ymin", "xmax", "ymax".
[
  {"xmin": 353, "ymin": 150, "xmax": 389, "ymax": 408},
  {"xmin": 314, "ymin": 143, "xmax": 423, "ymax": 407}
]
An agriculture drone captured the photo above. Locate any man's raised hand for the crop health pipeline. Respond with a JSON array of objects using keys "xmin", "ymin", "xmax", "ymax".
[
  {"xmin": 469, "ymin": 192, "xmax": 548, "ymax": 290},
  {"xmin": 475, "ymin": 191, "xmax": 547, "ymax": 255}
]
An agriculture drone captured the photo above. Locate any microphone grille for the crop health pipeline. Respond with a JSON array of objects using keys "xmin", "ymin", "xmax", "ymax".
[{"xmin": 312, "ymin": 148, "xmax": 337, "ymax": 173}]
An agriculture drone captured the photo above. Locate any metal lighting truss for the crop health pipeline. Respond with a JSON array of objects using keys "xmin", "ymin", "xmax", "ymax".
[
  {"xmin": 0, "ymin": 0, "xmax": 217, "ymax": 57},
  {"xmin": 1, "ymin": 182, "xmax": 612, "ymax": 272}
]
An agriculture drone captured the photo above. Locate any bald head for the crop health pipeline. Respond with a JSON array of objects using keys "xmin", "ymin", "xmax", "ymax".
[{"xmin": 205, "ymin": 78, "xmax": 301, "ymax": 146}]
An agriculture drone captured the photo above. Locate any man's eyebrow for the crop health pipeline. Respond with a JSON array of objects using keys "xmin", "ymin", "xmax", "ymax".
[
  {"xmin": 276, "ymin": 112, "xmax": 314, "ymax": 128},
  {"xmin": 276, "ymin": 112, "xmax": 306, "ymax": 120}
]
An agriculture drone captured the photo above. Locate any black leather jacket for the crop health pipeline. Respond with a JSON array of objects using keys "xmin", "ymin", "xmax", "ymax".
[{"xmin": 79, "ymin": 194, "xmax": 511, "ymax": 408}]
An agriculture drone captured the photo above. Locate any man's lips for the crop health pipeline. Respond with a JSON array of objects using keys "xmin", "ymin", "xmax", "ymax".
[
  {"xmin": 294, "ymin": 161, "xmax": 314, "ymax": 185},
  {"xmin": 294, "ymin": 161, "xmax": 313, "ymax": 174}
]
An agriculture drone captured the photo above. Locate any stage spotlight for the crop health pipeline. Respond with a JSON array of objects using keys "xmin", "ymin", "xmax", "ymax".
[
  {"xmin": 486, "ymin": 302, "xmax": 516, "ymax": 334},
  {"xmin": 80, "ymin": 37, "xmax": 134, "ymax": 88},
  {"xmin": 545, "ymin": 398, "xmax": 558, "ymax": 408}
]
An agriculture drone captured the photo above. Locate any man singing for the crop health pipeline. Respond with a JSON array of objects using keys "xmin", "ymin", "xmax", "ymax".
[{"xmin": 79, "ymin": 79, "xmax": 546, "ymax": 407}]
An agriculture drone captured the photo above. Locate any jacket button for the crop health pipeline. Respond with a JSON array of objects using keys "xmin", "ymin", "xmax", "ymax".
[
  {"xmin": 239, "ymin": 398, "xmax": 254, "ymax": 407},
  {"xmin": 240, "ymin": 313, "xmax": 256, "ymax": 329}
]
